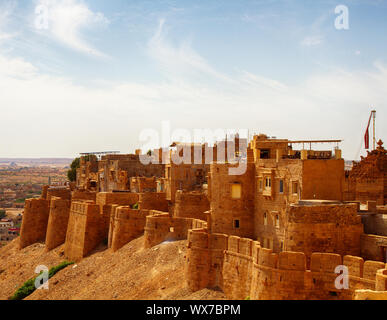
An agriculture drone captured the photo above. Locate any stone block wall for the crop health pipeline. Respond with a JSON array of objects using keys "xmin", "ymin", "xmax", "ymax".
[
  {"xmin": 72, "ymin": 190, "xmax": 97, "ymax": 202},
  {"xmin": 302, "ymin": 159, "xmax": 344, "ymax": 201},
  {"xmin": 46, "ymin": 187, "xmax": 71, "ymax": 202},
  {"xmin": 186, "ymin": 231, "xmax": 387, "ymax": 300},
  {"xmin": 144, "ymin": 211, "xmax": 207, "ymax": 248},
  {"xmin": 222, "ymin": 237, "xmax": 256, "ymax": 299},
  {"xmin": 139, "ymin": 192, "xmax": 168, "ymax": 211},
  {"xmin": 19, "ymin": 198, "xmax": 50, "ymax": 249},
  {"xmin": 361, "ymin": 213, "xmax": 387, "ymax": 236},
  {"xmin": 64, "ymin": 201, "xmax": 104, "ymax": 261},
  {"xmin": 130, "ymin": 177, "xmax": 157, "ymax": 193},
  {"xmin": 354, "ymin": 289, "xmax": 387, "ymax": 300},
  {"xmin": 185, "ymin": 229, "xmax": 212, "ymax": 291},
  {"xmin": 284, "ymin": 203, "xmax": 364, "ymax": 266},
  {"xmin": 109, "ymin": 207, "xmax": 152, "ymax": 251},
  {"xmin": 209, "ymin": 162, "xmax": 255, "ymax": 238},
  {"xmin": 96, "ymin": 192, "xmax": 139, "ymax": 207},
  {"xmin": 249, "ymin": 249, "xmax": 383, "ymax": 300},
  {"xmin": 376, "ymin": 269, "xmax": 387, "ymax": 291},
  {"xmin": 174, "ymin": 191, "xmax": 209, "ymax": 221},
  {"xmin": 360, "ymin": 234, "xmax": 387, "ymax": 261},
  {"xmin": 45, "ymin": 197, "xmax": 71, "ymax": 250}
]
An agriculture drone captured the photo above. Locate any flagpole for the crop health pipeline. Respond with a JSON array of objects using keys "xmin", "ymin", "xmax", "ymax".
[{"xmin": 372, "ymin": 110, "xmax": 376, "ymax": 150}]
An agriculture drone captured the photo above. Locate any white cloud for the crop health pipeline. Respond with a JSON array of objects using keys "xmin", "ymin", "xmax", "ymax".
[
  {"xmin": 147, "ymin": 19, "xmax": 233, "ymax": 83},
  {"xmin": 0, "ymin": 20, "xmax": 386, "ymax": 159},
  {"xmin": 0, "ymin": 55, "xmax": 37, "ymax": 78},
  {"xmin": 35, "ymin": 0, "xmax": 109, "ymax": 57},
  {"xmin": 0, "ymin": 1, "xmax": 17, "ymax": 43},
  {"xmin": 300, "ymin": 35, "xmax": 323, "ymax": 47},
  {"xmin": 0, "ymin": 45, "xmax": 386, "ymax": 160}
]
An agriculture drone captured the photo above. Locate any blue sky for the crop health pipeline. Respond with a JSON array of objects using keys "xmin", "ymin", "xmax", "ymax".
[{"xmin": 0, "ymin": 0, "xmax": 386, "ymax": 159}]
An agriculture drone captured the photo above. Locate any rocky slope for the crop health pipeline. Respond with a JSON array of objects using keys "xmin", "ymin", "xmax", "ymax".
[{"xmin": 0, "ymin": 236, "xmax": 225, "ymax": 300}]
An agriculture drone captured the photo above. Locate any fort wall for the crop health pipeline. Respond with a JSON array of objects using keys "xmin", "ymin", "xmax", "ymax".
[
  {"xmin": 185, "ymin": 229, "xmax": 229, "ymax": 291},
  {"xmin": 376, "ymin": 269, "xmax": 387, "ymax": 291},
  {"xmin": 130, "ymin": 177, "xmax": 157, "ymax": 193},
  {"xmin": 72, "ymin": 190, "xmax": 97, "ymax": 202},
  {"xmin": 139, "ymin": 192, "xmax": 168, "ymax": 211},
  {"xmin": 19, "ymin": 198, "xmax": 50, "ymax": 249},
  {"xmin": 284, "ymin": 204, "xmax": 364, "ymax": 265},
  {"xmin": 354, "ymin": 289, "xmax": 387, "ymax": 300},
  {"xmin": 46, "ymin": 188, "xmax": 71, "ymax": 202},
  {"xmin": 174, "ymin": 191, "xmax": 209, "ymax": 221},
  {"xmin": 186, "ymin": 231, "xmax": 386, "ymax": 300},
  {"xmin": 109, "ymin": 207, "xmax": 151, "ymax": 251},
  {"xmin": 45, "ymin": 197, "xmax": 71, "ymax": 250},
  {"xmin": 96, "ymin": 192, "xmax": 139, "ymax": 207},
  {"xmin": 144, "ymin": 212, "xmax": 207, "ymax": 248},
  {"xmin": 361, "ymin": 212, "xmax": 387, "ymax": 236},
  {"xmin": 64, "ymin": 201, "xmax": 104, "ymax": 261},
  {"xmin": 360, "ymin": 234, "xmax": 387, "ymax": 261},
  {"xmin": 41, "ymin": 185, "xmax": 49, "ymax": 200}
]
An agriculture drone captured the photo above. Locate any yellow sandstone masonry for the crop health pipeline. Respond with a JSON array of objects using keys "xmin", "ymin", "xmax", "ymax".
[
  {"xmin": 45, "ymin": 197, "xmax": 71, "ymax": 250},
  {"xmin": 19, "ymin": 198, "xmax": 50, "ymax": 249}
]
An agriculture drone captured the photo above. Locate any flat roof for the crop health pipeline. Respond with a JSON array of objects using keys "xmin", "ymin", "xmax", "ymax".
[{"xmin": 288, "ymin": 140, "xmax": 342, "ymax": 144}]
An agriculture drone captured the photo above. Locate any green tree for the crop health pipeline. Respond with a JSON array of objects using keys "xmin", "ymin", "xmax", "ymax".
[
  {"xmin": 0, "ymin": 210, "xmax": 6, "ymax": 219},
  {"xmin": 67, "ymin": 158, "xmax": 80, "ymax": 182}
]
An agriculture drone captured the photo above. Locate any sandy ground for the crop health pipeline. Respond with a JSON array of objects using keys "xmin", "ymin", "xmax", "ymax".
[{"xmin": 0, "ymin": 236, "xmax": 226, "ymax": 300}]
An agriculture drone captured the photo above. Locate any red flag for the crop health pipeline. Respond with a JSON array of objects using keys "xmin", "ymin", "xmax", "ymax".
[{"xmin": 364, "ymin": 112, "xmax": 372, "ymax": 149}]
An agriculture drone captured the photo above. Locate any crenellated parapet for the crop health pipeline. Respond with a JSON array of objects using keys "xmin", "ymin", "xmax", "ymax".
[
  {"xmin": 284, "ymin": 203, "xmax": 364, "ymax": 264},
  {"xmin": 185, "ymin": 230, "xmax": 387, "ymax": 300}
]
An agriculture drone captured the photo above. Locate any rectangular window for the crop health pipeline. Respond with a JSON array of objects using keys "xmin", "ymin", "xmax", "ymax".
[
  {"xmin": 265, "ymin": 177, "xmax": 271, "ymax": 188},
  {"xmin": 231, "ymin": 183, "xmax": 242, "ymax": 199},
  {"xmin": 258, "ymin": 179, "xmax": 263, "ymax": 191},
  {"xmin": 292, "ymin": 181, "xmax": 299, "ymax": 195},
  {"xmin": 260, "ymin": 149, "xmax": 270, "ymax": 159},
  {"xmin": 275, "ymin": 214, "xmax": 280, "ymax": 228},
  {"xmin": 279, "ymin": 180, "xmax": 284, "ymax": 193},
  {"xmin": 234, "ymin": 220, "xmax": 240, "ymax": 229}
]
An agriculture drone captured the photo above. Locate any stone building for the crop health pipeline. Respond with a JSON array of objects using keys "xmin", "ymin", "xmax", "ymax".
[
  {"xmin": 16, "ymin": 133, "xmax": 387, "ymax": 300},
  {"xmin": 344, "ymin": 139, "xmax": 386, "ymax": 205},
  {"xmin": 208, "ymin": 134, "xmax": 351, "ymax": 257},
  {"xmin": 77, "ymin": 153, "xmax": 164, "ymax": 192}
]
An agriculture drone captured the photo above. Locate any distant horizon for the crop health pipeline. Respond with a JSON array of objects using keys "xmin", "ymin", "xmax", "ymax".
[{"xmin": 0, "ymin": 156, "xmax": 359, "ymax": 162}]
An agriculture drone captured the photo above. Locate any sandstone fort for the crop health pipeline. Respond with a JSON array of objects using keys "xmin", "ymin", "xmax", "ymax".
[{"xmin": 5, "ymin": 131, "xmax": 386, "ymax": 300}]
